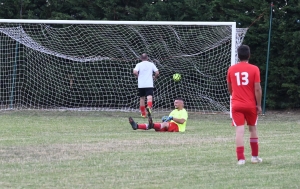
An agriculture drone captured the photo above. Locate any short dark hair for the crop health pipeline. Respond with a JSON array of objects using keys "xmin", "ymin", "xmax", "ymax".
[
  {"xmin": 237, "ymin": 45, "xmax": 250, "ymax": 61},
  {"xmin": 175, "ymin": 97, "xmax": 184, "ymax": 102},
  {"xmin": 140, "ymin": 53, "xmax": 148, "ymax": 61}
]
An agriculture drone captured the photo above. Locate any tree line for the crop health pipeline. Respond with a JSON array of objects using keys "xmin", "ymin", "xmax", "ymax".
[{"xmin": 0, "ymin": 0, "xmax": 299, "ymax": 109}]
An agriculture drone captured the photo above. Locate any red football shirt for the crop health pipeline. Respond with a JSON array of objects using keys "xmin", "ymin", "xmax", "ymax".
[{"xmin": 227, "ymin": 62, "xmax": 260, "ymax": 108}]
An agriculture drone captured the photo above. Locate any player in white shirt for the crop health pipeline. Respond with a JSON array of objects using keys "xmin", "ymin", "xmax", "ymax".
[{"xmin": 133, "ymin": 53, "xmax": 159, "ymax": 118}]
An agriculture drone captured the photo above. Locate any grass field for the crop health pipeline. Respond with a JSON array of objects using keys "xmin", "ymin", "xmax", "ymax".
[{"xmin": 0, "ymin": 110, "xmax": 300, "ymax": 189}]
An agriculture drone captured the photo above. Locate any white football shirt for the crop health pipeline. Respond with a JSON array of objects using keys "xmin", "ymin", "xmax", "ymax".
[{"xmin": 134, "ymin": 61, "xmax": 158, "ymax": 88}]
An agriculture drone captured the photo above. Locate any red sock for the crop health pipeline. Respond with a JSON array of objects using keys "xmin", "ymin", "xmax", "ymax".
[
  {"xmin": 147, "ymin": 101, "xmax": 153, "ymax": 108},
  {"xmin": 153, "ymin": 123, "xmax": 161, "ymax": 130},
  {"xmin": 140, "ymin": 106, "xmax": 146, "ymax": 116},
  {"xmin": 250, "ymin": 138, "xmax": 259, "ymax": 156},
  {"xmin": 138, "ymin": 124, "xmax": 147, "ymax": 130},
  {"xmin": 236, "ymin": 146, "xmax": 245, "ymax": 160}
]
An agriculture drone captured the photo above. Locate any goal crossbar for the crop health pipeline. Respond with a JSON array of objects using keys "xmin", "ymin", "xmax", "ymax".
[{"xmin": 0, "ymin": 19, "xmax": 236, "ymax": 26}]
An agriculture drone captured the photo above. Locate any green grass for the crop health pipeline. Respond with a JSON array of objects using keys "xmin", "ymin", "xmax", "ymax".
[{"xmin": 0, "ymin": 111, "xmax": 300, "ymax": 189}]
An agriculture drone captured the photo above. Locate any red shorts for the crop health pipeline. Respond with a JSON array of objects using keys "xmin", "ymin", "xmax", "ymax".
[
  {"xmin": 155, "ymin": 122, "xmax": 179, "ymax": 132},
  {"xmin": 231, "ymin": 106, "xmax": 258, "ymax": 126}
]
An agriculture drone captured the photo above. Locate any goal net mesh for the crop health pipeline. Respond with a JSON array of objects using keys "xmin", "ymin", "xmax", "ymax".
[{"xmin": 0, "ymin": 22, "xmax": 247, "ymax": 113}]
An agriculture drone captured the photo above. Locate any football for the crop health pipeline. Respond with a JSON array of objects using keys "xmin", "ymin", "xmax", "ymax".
[{"xmin": 173, "ymin": 73, "xmax": 181, "ymax": 82}]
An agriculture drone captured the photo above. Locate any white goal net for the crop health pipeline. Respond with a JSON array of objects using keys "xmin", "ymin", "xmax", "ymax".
[{"xmin": 0, "ymin": 20, "xmax": 247, "ymax": 113}]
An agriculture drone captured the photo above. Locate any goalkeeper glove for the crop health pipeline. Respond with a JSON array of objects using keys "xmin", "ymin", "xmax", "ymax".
[
  {"xmin": 163, "ymin": 116, "xmax": 173, "ymax": 122},
  {"xmin": 161, "ymin": 116, "xmax": 169, "ymax": 122}
]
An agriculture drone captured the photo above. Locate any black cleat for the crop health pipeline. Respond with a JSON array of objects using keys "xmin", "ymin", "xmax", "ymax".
[
  {"xmin": 148, "ymin": 116, "xmax": 153, "ymax": 130},
  {"xmin": 129, "ymin": 117, "xmax": 138, "ymax": 130},
  {"xmin": 146, "ymin": 107, "xmax": 152, "ymax": 117}
]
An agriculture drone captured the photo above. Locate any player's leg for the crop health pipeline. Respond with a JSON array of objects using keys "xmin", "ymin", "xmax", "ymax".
[
  {"xmin": 129, "ymin": 117, "xmax": 138, "ymax": 130},
  {"xmin": 145, "ymin": 88, "xmax": 154, "ymax": 116},
  {"xmin": 235, "ymin": 126, "xmax": 245, "ymax": 164},
  {"xmin": 153, "ymin": 122, "xmax": 168, "ymax": 132},
  {"xmin": 138, "ymin": 88, "xmax": 147, "ymax": 118},
  {"xmin": 246, "ymin": 108, "xmax": 262, "ymax": 163},
  {"xmin": 232, "ymin": 107, "xmax": 246, "ymax": 164},
  {"xmin": 148, "ymin": 115, "xmax": 153, "ymax": 129},
  {"xmin": 128, "ymin": 117, "xmax": 152, "ymax": 130},
  {"xmin": 140, "ymin": 97, "xmax": 147, "ymax": 117},
  {"xmin": 146, "ymin": 95, "xmax": 153, "ymax": 108},
  {"xmin": 140, "ymin": 97, "xmax": 147, "ymax": 118},
  {"xmin": 248, "ymin": 126, "xmax": 262, "ymax": 163},
  {"xmin": 167, "ymin": 122, "xmax": 179, "ymax": 132}
]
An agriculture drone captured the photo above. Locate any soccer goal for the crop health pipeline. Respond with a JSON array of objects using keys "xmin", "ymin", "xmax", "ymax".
[{"xmin": 0, "ymin": 19, "xmax": 247, "ymax": 113}]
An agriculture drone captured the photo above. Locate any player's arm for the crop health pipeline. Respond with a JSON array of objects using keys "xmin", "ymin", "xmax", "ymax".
[
  {"xmin": 172, "ymin": 117, "xmax": 186, "ymax": 124},
  {"xmin": 133, "ymin": 64, "xmax": 139, "ymax": 78},
  {"xmin": 152, "ymin": 64, "xmax": 159, "ymax": 80},
  {"xmin": 254, "ymin": 67, "xmax": 262, "ymax": 114},
  {"xmin": 255, "ymin": 82, "xmax": 262, "ymax": 114},
  {"xmin": 153, "ymin": 70, "xmax": 159, "ymax": 80},
  {"xmin": 226, "ymin": 69, "xmax": 232, "ymax": 95},
  {"xmin": 133, "ymin": 69, "xmax": 139, "ymax": 78},
  {"xmin": 227, "ymin": 82, "xmax": 232, "ymax": 95}
]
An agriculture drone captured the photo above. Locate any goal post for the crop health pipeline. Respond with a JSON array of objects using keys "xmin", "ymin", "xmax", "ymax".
[{"xmin": 0, "ymin": 19, "xmax": 247, "ymax": 113}]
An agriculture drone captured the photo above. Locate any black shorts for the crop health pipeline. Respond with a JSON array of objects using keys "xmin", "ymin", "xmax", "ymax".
[{"xmin": 138, "ymin": 88, "xmax": 154, "ymax": 97}]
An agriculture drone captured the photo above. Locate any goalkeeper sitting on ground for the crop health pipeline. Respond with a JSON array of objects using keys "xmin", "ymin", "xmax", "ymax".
[{"xmin": 129, "ymin": 97, "xmax": 188, "ymax": 132}]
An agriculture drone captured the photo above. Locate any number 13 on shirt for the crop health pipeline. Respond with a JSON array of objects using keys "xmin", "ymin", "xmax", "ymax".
[{"xmin": 234, "ymin": 72, "xmax": 249, "ymax": 86}]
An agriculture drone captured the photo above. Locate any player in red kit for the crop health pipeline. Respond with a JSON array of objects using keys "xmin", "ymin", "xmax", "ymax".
[{"xmin": 227, "ymin": 45, "xmax": 263, "ymax": 165}]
